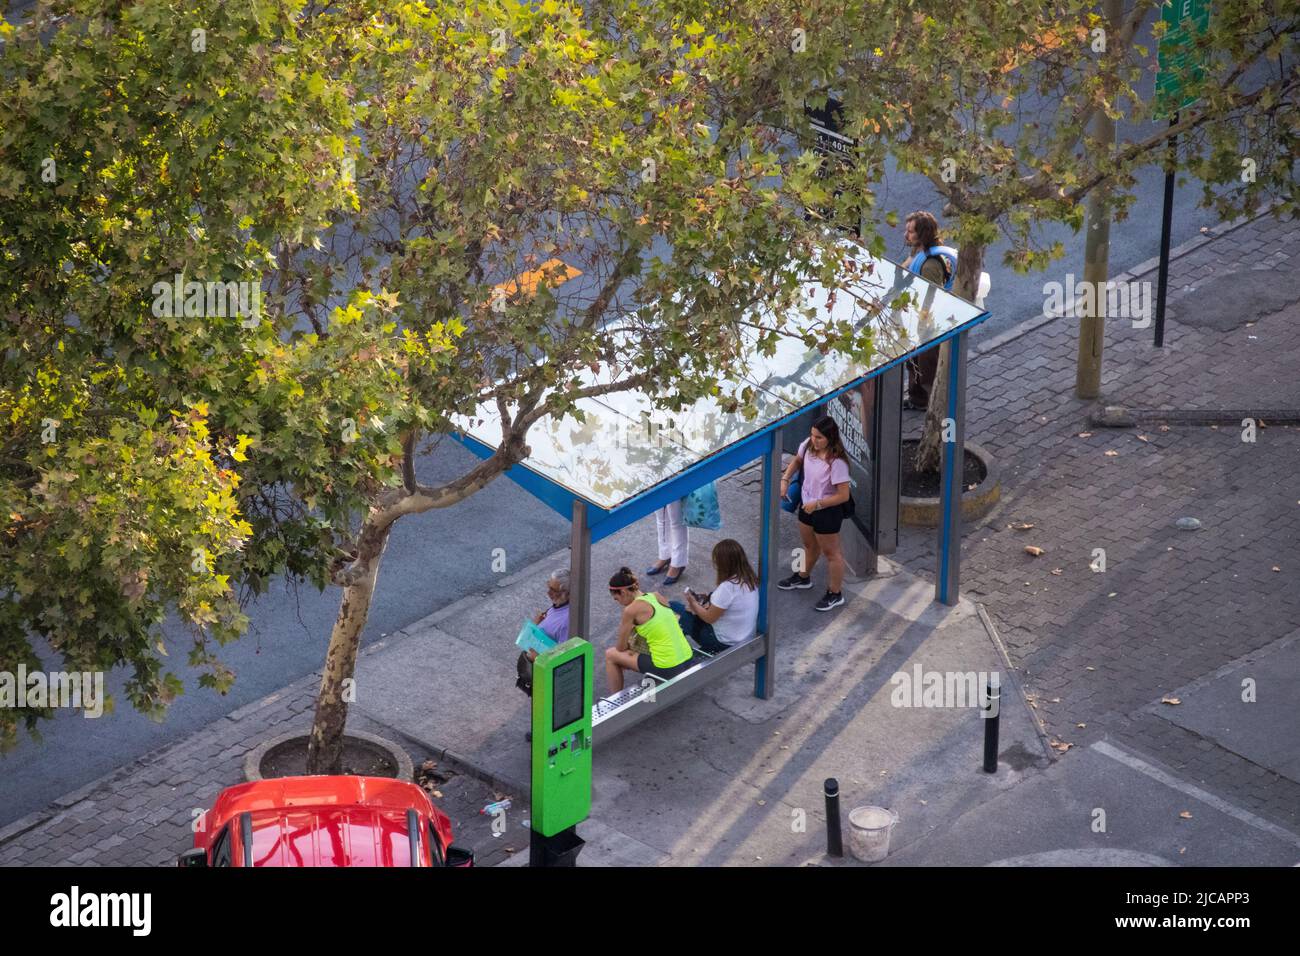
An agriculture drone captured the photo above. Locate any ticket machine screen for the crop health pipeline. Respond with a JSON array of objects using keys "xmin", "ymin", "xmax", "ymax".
[{"xmin": 551, "ymin": 656, "xmax": 584, "ymax": 732}]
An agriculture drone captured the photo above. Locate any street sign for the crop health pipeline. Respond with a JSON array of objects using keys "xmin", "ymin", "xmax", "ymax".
[
  {"xmin": 803, "ymin": 95, "xmax": 860, "ymax": 237},
  {"xmin": 1155, "ymin": 0, "xmax": 1211, "ymax": 118}
]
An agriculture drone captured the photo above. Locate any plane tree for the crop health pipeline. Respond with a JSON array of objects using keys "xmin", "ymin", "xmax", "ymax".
[{"xmin": 1, "ymin": 0, "xmax": 899, "ymax": 767}]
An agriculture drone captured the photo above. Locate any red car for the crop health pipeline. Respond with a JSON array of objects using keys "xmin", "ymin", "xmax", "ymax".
[{"xmin": 179, "ymin": 775, "xmax": 473, "ymax": 867}]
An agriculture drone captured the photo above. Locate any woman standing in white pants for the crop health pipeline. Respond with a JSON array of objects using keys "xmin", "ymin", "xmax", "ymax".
[{"xmin": 645, "ymin": 499, "xmax": 688, "ymax": 586}]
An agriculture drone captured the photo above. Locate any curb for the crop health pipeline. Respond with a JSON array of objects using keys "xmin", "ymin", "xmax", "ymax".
[
  {"xmin": 1091, "ymin": 408, "xmax": 1300, "ymax": 428},
  {"xmin": 970, "ymin": 201, "xmax": 1287, "ymax": 362},
  {"xmin": 898, "ymin": 441, "xmax": 1001, "ymax": 528},
  {"xmin": 242, "ymin": 727, "xmax": 416, "ymax": 784},
  {"xmin": 974, "ymin": 603, "xmax": 1057, "ymax": 765},
  {"xmin": 388, "ymin": 727, "xmax": 529, "ymax": 798}
]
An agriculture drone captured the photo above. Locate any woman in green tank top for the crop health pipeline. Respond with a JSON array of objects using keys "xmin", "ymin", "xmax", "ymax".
[{"xmin": 604, "ymin": 566, "xmax": 696, "ymax": 693}]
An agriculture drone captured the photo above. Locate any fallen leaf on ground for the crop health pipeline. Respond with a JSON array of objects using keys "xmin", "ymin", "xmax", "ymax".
[
  {"xmin": 1161, "ymin": 696, "xmax": 1181, "ymax": 706},
  {"xmin": 1025, "ymin": 545, "xmax": 1045, "ymax": 556},
  {"xmin": 1158, "ymin": 424, "xmax": 1170, "ymax": 432},
  {"xmin": 1136, "ymin": 434, "xmax": 1151, "ymax": 442},
  {"xmin": 1272, "ymin": 566, "xmax": 1281, "ymax": 572},
  {"xmin": 1051, "ymin": 568, "xmax": 1063, "ymax": 575},
  {"xmin": 1077, "ymin": 432, "xmax": 1092, "ymax": 438},
  {"xmin": 1009, "ymin": 522, "xmax": 1035, "ymax": 530},
  {"xmin": 1076, "ymin": 723, "xmax": 1087, "ymax": 728},
  {"xmin": 1179, "ymin": 811, "xmax": 1193, "ymax": 820},
  {"xmin": 1050, "ymin": 697, "xmax": 1061, "ymax": 703},
  {"xmin": 1104, "ymin": 449, "xmax": 1119, "ymax": 457},
  {"xmin": 1050, "ymin": 739, "xmax": 1073, "ymax": 753}
]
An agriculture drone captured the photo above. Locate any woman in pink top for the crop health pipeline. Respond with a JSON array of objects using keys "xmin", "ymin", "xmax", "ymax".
[{"xmin": 777, "ymin": 415, "xmax": 852, "ymax": 611}]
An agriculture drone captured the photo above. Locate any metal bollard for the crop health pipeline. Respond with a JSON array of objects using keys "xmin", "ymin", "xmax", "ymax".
[
  {"xmin": 982, "ymin": 673, "xmax": 1001, "ymax": 773},
  {"xmin": 824, "ymin": 778, "xmax": 843, "ymax": 857}
]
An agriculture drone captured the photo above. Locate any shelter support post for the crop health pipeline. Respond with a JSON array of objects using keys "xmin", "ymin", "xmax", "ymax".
[
  {"xmin": 570, "ymin": 500, "xmax": 591, "ymax": 640},
  {"xmin": 754, "ymin": 427, "xmax": 782, "ymax": 699},
  {"xmin": 936, "ymin": 332, "xmax": 968, "ymax": 606},
  {"xmin": 871, "ymin": 364, "xmax": 904, "ymax": 566}
]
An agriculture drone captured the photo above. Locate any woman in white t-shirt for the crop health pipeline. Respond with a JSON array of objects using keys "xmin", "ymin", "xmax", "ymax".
[{"xmin": 670, "ymin": 539, "xmax": 760, "ymax": 653}]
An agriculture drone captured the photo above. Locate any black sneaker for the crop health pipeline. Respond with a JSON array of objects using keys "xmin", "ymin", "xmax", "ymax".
[
  {"xmin": 777, "ymin": 573, "xmax": 813, "ymax": 590},
  {"xmin": 815, "ymin": 590, "xmax": 845, "ymax": 611}
]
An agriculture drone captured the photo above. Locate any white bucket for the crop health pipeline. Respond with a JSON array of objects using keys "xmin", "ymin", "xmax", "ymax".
[{"xmin": 847, "ymin": 806, "xmax": 898, "ymax": 863}]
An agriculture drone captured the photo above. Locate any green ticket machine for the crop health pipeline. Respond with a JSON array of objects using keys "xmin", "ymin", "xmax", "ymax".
[{"xmin": 530, "ymin": 637, "xmax": 593, "ymax": 866}]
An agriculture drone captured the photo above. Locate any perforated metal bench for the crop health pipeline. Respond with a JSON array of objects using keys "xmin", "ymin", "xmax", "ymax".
[{"xmin": 591, "ymin": 636, "xmax": 767, "ymax": 744}]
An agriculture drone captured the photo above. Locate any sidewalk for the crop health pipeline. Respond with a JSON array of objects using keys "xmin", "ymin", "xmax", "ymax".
[
  {"xmin": 353, "ymin": 473, "xmax": 1050, "ymax": 866},
  {"xmin": 894, "ymin": 206, "xmax": 1300, "ymax": 837},
  {"xmin": 2, "ymin": 208, "xmax": 1297, "ymax": 867}
]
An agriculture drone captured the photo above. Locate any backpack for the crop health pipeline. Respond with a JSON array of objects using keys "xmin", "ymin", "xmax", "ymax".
[{"xmin": 910, "ymin": 244, "xmax": 958, "ymax": 291}]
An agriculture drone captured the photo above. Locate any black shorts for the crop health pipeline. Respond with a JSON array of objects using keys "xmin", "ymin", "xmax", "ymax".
[
  {"xmin": 636, "ymin": 653, "xmax": 696, "ymax": 679},
  {"xmin": 797, "ymin": 502, "xmax": 845, "ymax": 535}
]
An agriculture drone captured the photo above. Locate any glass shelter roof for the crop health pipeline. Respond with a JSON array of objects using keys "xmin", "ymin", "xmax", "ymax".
[{"xmin": 451, "ymin": 244, "xmax": 989, "ymax": 523}]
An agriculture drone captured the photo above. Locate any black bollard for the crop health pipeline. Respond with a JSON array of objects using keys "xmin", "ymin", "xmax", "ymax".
[
  {"xmin": 982, "ymin": 673, "xmax": 1001, "ymax": 773},
  {"xmin": 824, "ymin": 778, "xmax": 843, "ymax": 857}
]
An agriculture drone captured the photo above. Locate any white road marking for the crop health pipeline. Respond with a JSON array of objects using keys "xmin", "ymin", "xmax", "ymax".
[{"xmin": 1093, "ymin": 740, "xmax": 1300, "ymax": 850}]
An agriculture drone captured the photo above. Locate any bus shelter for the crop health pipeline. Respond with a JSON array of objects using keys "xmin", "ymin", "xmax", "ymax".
[{"xmin": 452, "ymin": 243, "xmax": 989, "ymax": 741}]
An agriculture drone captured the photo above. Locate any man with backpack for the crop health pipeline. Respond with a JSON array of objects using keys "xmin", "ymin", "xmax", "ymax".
[{"xmin": 902, "ymin": 210, "xmax": 959, "ymax": 410}]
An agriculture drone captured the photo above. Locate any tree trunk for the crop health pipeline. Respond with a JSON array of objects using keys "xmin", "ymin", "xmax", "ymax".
[
  {"xmin": 914, "ymin": 242, "xmax": 985, "ymax": 474},
  {"xmin": 306, "ymin": 518, "xmax": 393, "ymax": 775},
  {"xmin": 1076, "ymin": 0, "xmax": 1121, "ymax": 400}
]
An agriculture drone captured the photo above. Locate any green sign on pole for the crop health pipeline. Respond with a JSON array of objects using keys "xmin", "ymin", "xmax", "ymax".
[{"xmin": 1155, "ymin": 0, "xmax": 1211, "ymax": 118}]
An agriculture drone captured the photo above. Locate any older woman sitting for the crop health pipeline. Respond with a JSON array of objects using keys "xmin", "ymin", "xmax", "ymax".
[
  {"xmin": 516, "ymin": 569, "xmax": 571, "ymax": 701},
  {"xmin": 532, "ymin": 568, "xmax": 571, "ymax": 647}
]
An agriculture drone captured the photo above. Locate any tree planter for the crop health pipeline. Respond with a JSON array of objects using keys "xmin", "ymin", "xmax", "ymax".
[
  {"xmin": 243, "ymin": 729, "xmax": 414, "ymax": 783},
  {"xmin": 898, "ymin": 440, "xmax": 1000, "ymax": 528}
]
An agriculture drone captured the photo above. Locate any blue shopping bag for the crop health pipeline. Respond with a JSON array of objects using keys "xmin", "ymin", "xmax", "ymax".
[
  {"xmin": 780, "ymin": 473, "xmax": 802, "ymax": 514},
  {"xmin": 681, "ymin": 481, "xmax": 722, "ymax": 530}
]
